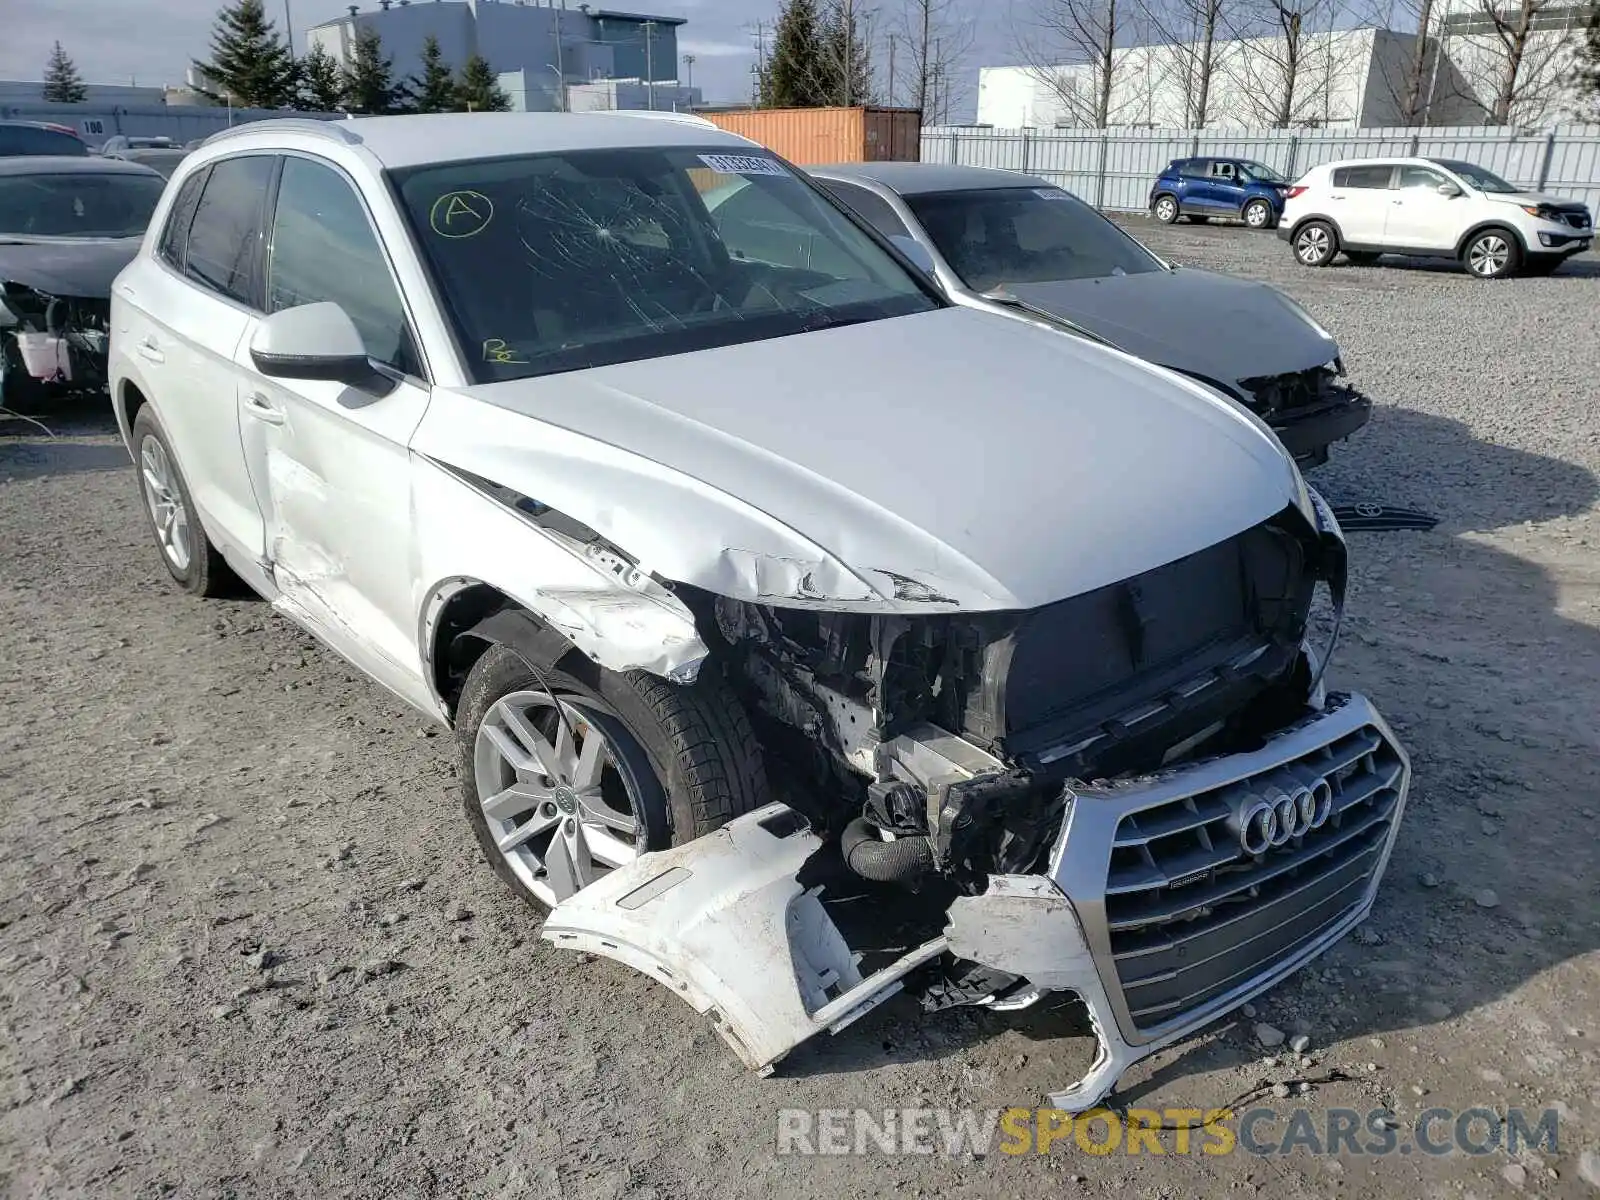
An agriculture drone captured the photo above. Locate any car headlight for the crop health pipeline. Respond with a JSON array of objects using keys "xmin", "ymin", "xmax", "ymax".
[
  {"xmin": 1301, "ymin": 484, "xmax": 1346, "ymax": 700},
  {"xmin": 1520, "ymin": 204, "xmax": 1557, "ymax": 220}
]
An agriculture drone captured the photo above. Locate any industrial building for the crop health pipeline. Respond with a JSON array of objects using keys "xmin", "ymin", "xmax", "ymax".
[
  {"xmin": 976, "ymin": 8, "xmax": 1594, "ymax": 130},
  {"xmin": 306, "ymin": 0, "xmax": 699, "ymax": 112}
]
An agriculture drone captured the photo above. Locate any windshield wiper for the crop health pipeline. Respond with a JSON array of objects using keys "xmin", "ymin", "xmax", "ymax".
[{"xmin": 980, "ymin": 288, "xmax": 1118, "ymax": 349}]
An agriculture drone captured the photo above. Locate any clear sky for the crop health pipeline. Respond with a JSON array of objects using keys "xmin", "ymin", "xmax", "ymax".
[{"xmin": 1, "ymin": 0, "xmax": 1006, "ymax": 116}]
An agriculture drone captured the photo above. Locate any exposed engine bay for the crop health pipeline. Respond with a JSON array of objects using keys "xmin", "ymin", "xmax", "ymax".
[
  {"xmin": 0, "ymin": 282, "xmax": 112, "ymax": 401},
  {"xmin": 697, "ymin": 502, "xmax": 1338, "ymax": 893}
]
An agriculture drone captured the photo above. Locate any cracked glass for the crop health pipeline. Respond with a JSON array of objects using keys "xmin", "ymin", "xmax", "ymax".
[{"xmin": 393, "ymin": 147, "xmax": 938, "ymax": 383}]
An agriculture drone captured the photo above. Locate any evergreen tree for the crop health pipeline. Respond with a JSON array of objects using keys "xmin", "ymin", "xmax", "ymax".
[
  {"xmin": 452, "ymin": 55, "xmax": 511, "ymax": 111},
  {"xmin": 757, "ymin": 0, "xmax": 832, "ymax": 107},
  {"xmin": 194, "ymin": 0, "xmax": 298, "ymax": 108},
  {"xmin": 341, "ymin": 26, "xmax": 410, "ymax": 114},
  {"xmin": 298, "ymin": 44, "xmax": 345, "ymax": 111},
  {"xmin": 41, "ymin": 42, "xmax": 89, "ymax": 104},
  {"xmin": 820, "ymin": 1, "xmax": 873, "ymax": 106},
  {"xmin": 411, "ymin": 35, "xmax": 457, "ymax": 113}
]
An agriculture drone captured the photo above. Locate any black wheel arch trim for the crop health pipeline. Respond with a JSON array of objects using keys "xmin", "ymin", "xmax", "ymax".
[
  {"xmin": 1456, "ymin": 220, "xmax": 1527, "ymax": 257},
  {"xmin": 1289, "ymin": 214, "xmax": 1343, "ymax": 244}
]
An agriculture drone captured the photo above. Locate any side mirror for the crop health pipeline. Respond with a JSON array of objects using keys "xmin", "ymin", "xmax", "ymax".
[
  {"xmin": 889, "ymin": 233, "xmax": 936, "ymax": 277},
  {"xmin": 248, "ymin": 301, "xmax": 394, "ymax": 395},
  {"xmin": 1436, "ymin": 181, "xmax": 1462, "ymax": 198}
]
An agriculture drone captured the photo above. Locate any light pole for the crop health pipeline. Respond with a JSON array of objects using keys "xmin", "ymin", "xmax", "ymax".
[
  {"xmin": 681, "ymin": 52, "xmax": 694, "ymax": 93},
  {"xmin": 641, "ymin": 19, "xmax": 655, "ymax": 110},
  {"xmin": 547, "ymin": 64, "xmax": 565, "ymax": 111}
]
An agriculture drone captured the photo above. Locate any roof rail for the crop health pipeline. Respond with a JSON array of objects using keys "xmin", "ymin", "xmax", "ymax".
[
  {"xmin": 586, "ymin": 110, "xmax": 720, "ymax": 130},
  {"xmin": 201, "ymin": 117, "xmax": 364, "ymax": 150}
]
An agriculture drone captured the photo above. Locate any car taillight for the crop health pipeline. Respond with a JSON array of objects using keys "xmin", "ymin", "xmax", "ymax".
[{"xmin": 1286, "ymin": 186, "xmax": 1307, "ymax": 199}]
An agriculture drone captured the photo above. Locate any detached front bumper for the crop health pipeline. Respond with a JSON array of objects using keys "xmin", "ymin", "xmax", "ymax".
[
  {"xmin": 1272, "ymin": 390, "xmax": 1374, "ymax": 466},
  {"xmin": 543, "ymin": 692, "xmax": 1410, "ymax": 1111}
]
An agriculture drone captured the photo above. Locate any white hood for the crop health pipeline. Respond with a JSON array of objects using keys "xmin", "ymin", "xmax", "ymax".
[{"xmin": 413, "ymin": 307, "xmax": 1307, "ymax": 612}]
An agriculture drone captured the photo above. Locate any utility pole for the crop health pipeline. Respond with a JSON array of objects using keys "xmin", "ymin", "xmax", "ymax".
[
  {"xmin": 284, "ymin": 0, "xmax": 296, "ymax": 61},
  {"xmin": 888, "ymin": 34, "xmax": 896, "ymax": 106},
  {"xmin": 641, "ymin": 19, "xmax": 655, "ymax": 110},
  {"xmin": 553, "ymin": 0, "xmax": 566, "ymax": 110}
]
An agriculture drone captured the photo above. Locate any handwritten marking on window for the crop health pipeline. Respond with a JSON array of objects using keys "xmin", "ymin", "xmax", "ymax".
[
  {"xmin": 430, "ymin": 190, "xmax": 494, "ymax": 238},
  {"xmin": 482, "ymin": 338, "xmax": 528, "ymax": 364}
]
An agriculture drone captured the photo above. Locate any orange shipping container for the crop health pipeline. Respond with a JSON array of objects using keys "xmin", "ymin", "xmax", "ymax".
[{"xmin": 701, "ymin": 106, "xmax": 922, "ymax": 166}]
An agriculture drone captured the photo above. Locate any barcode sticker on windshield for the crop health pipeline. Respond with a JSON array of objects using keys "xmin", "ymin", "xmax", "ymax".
[
  {"xmin": 1033, "ymin": 188, "xmax": 1070, "ymax": 199},
  {"xmin": 698, "ymin": 154, "xmax": 788, "ymax": 177}
]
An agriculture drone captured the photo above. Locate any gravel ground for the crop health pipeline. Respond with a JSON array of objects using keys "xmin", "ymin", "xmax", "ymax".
[{"xmin": 2, "ymin": 225, "xmax": 1598, "ymax": 1199}]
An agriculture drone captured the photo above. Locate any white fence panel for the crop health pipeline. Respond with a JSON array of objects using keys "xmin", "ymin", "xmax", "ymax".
[{"xmin": 922, "ymin": 123, "xmax": 1600, "ymax": 214}]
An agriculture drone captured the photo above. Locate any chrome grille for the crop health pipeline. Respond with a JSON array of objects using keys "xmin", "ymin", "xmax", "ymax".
[{"xmin": 1102, "ymin": 723, "xmax": 1405, "ymax": 1032}]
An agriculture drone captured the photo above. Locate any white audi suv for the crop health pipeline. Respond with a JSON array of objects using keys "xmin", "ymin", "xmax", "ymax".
[{"xmin": 109, "ymin": 112, "xmax": 1408, "ymax": 1111}]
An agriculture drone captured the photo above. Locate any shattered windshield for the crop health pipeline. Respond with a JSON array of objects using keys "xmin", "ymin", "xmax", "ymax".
[
  {"xmin": 904, "ymin": 186, "xmax": 1162, "ymax": 290},
  {"xmin": 0, "ymin": 171, "xmax": 165, "ymax": 239},
  {"xmin": 393, "ymin": 147, "xmax": 939, "ymax": 383}
]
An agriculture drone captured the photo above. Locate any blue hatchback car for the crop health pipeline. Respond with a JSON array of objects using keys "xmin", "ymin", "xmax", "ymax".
[{"xmin": 1149, "ymin": 157, "xmax": 1292, "ymax": 230}]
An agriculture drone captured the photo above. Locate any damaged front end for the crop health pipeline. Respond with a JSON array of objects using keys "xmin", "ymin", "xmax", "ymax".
[
  {"xmin": 0, "ymin": 281, "xmax": 111, "ymax": 401},
  {"xmin": 1238, "ymin": 362, "xmax": 1373, "ymax": 470},
  {"xmin": 543, "ymin": 493, "xmax": 1412, "ymax": 1110}
]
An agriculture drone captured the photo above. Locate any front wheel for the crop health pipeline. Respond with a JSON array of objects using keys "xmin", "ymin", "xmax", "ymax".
[
  {"xmin": 1243, "ymin": 199, "xmax": 1275, "ymax": 229},
  {"xmin": 457, "ymin": 643, "xmax": 769, "ymax": 910},
  {"xmin": 1464, "ymin": 229, "xmax": 1520, "ymax": 279},
  {"xmin": 1152, "ymin": 195, "xmax": 1179, "ymax": 224},
  {"xmin": 1294, "ymin": 221, "xmax": 1338, "ymax": 267}
]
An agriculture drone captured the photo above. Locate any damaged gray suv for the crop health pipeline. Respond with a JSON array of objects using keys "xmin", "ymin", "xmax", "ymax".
[{"xmin": 109, "ymin": 112, "xmax": 1410, "ymax": 1111}]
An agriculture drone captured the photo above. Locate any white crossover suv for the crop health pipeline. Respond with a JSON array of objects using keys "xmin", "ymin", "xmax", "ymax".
[
  {"xmin": 1279, "ymin": 156, "xmax": 1593, "ymax": 278},
  {"xmin": 109, "ymin": 112, "xmax": 1408, "ymax": 1111}
]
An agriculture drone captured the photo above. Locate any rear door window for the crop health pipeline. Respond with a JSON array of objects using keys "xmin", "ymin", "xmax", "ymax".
[
  {"xmin": 0, "ymin": 125, "xmax": 88, "ymax": 157},
  {"xmin": 1332, "ymin": 165, "xmax": 1395, "ymax": 189},
  {"xmin": 158, "ymin": 168, "xmax": 208, "ymax": 270},
  {"xmin": 183, "ymin": 155, "xmax": 276, "ymax": 306}
]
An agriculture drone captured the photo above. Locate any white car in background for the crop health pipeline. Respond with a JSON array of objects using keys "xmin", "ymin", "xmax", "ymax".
[
  {"xmin": 1280, "ymin": 156, "xmax": 1593, "ymax": 278},
  {"xmin": 108, "ymin": 111, "xmax": 1407, "ymax": 1114}
]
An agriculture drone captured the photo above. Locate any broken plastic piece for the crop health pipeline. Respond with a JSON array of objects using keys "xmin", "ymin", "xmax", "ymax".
[{"xmin": 542, "ymin": 803, "xmax": 945, "ymax": 1072}]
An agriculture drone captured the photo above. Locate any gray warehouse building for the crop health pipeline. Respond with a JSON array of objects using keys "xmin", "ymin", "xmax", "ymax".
[{"xmin": 308, "ymin": 0, "xmax": 695, "ymax": 112}]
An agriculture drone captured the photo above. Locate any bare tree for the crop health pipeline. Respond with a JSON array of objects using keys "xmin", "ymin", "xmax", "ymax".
[
  {"xmin": 1016, "ymin": 0, "xmax": 1127, "ymax": 126},
  {"xmin": 897, "ymin": 0, "xmax": 975, "ymax": 120},
  {"xmin": 1135, "ymin": 0, "xmax": 1230, "ymax": 126},
  {"xmin": 1468, "ymin": 0, "xmax": 1587, "ymax": 122},
  {"xmin": 1217, "ymin": 0, "xmax": 1356, "ymax": 126}
]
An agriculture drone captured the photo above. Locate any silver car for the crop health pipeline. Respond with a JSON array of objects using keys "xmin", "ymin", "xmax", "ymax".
[{"xmin": 807, "ymin": 162, "xmax": 1373, "ymax": 468}]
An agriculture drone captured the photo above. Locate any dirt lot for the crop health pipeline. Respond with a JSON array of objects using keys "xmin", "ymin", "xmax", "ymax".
[{"xmin": 2, "ymin": 225, "xmax": 1598, "ymax": 1199}]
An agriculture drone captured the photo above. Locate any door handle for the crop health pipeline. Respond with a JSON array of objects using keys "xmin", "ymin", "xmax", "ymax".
[
  {"xmin": 1391, "ymin": 199, "xmax": 1404, "ymax": 205},
  {"xmin": 136, "ymin": 336, "xmax": 164, "ymax": 364},
  {"xmin": 243, "ymin": 392, "xmax": 286, "ymax": 426}
]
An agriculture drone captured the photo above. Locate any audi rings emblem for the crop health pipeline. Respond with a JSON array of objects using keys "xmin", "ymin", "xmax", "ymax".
[{"xmin": 1237, "ymin": 778, "xmax": 1334, "ymax": 854}]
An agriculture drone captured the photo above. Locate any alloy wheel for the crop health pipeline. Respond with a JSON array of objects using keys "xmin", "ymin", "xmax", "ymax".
[
  {"xmin": 1296, "ymin": 227, "xmax": 1330, "ymax": 265},
  {"xmin": 1246, "ymin": 201, "xmax": 1270, "ymax": 228},
  {"xmin": 473, "ymin": 690, "xmax": 643, "ymax": 906},
  {"xmin": 1467, "ymin": 234, "xmax": 1510, "ymax": 277},
  {"xmin": 1155, "ymin": 197, "xmax": 1177, "ymax": 222},
  {"xmin": 139, "ymin": 435, "xmax": 191, "ymax": 571}
]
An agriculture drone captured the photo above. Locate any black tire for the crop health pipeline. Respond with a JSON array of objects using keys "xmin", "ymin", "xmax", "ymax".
[
  {"xmin": 456, "ymin": 642, "xmax": 769, "ymax": 910},
  {"xmin": 1293, "ymin": 220, "xmax": 1338, "ymax": 267},
  {"xmin": 1152, "ymin": 194, "xmax": 1180, "ymax": 224},
  {"xmin": 1243, "ymin": 198, "xmax": 1276, "ymax": 230},
  {"xmin": 130, "ymin": 406, "xmax": 236, "ymax": 597},
  {"xmin": 1462, "ymin": 227, "xmax": 1521, "ymax": 279},
  {"xmin": 1344, "ymin": 251, "xmax": 1382, "ymax": 265}
]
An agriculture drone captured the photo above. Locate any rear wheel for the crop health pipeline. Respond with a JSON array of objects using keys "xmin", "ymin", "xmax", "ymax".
[
  {"xmin": 1294, "ymin": 221, "xmax": 1338, "ymax": 267},
  {"xmin": 457, "ymin": 643, "xmax": 768, "ymax": 910},
  {"xmin": 1463, "ymin": 228, "xmax": 1520, "ymax": 279},
  {"xmin": 1243, "ymin": 198, "xmax": 1275, "ymax": 229},
  {"xmin": 1152, "ymin": 195, "xmax": 1179, "ymax": 223},
  {"xmin": 131, "ymin": 406, "xmax": 235, "ymax": 597}
]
